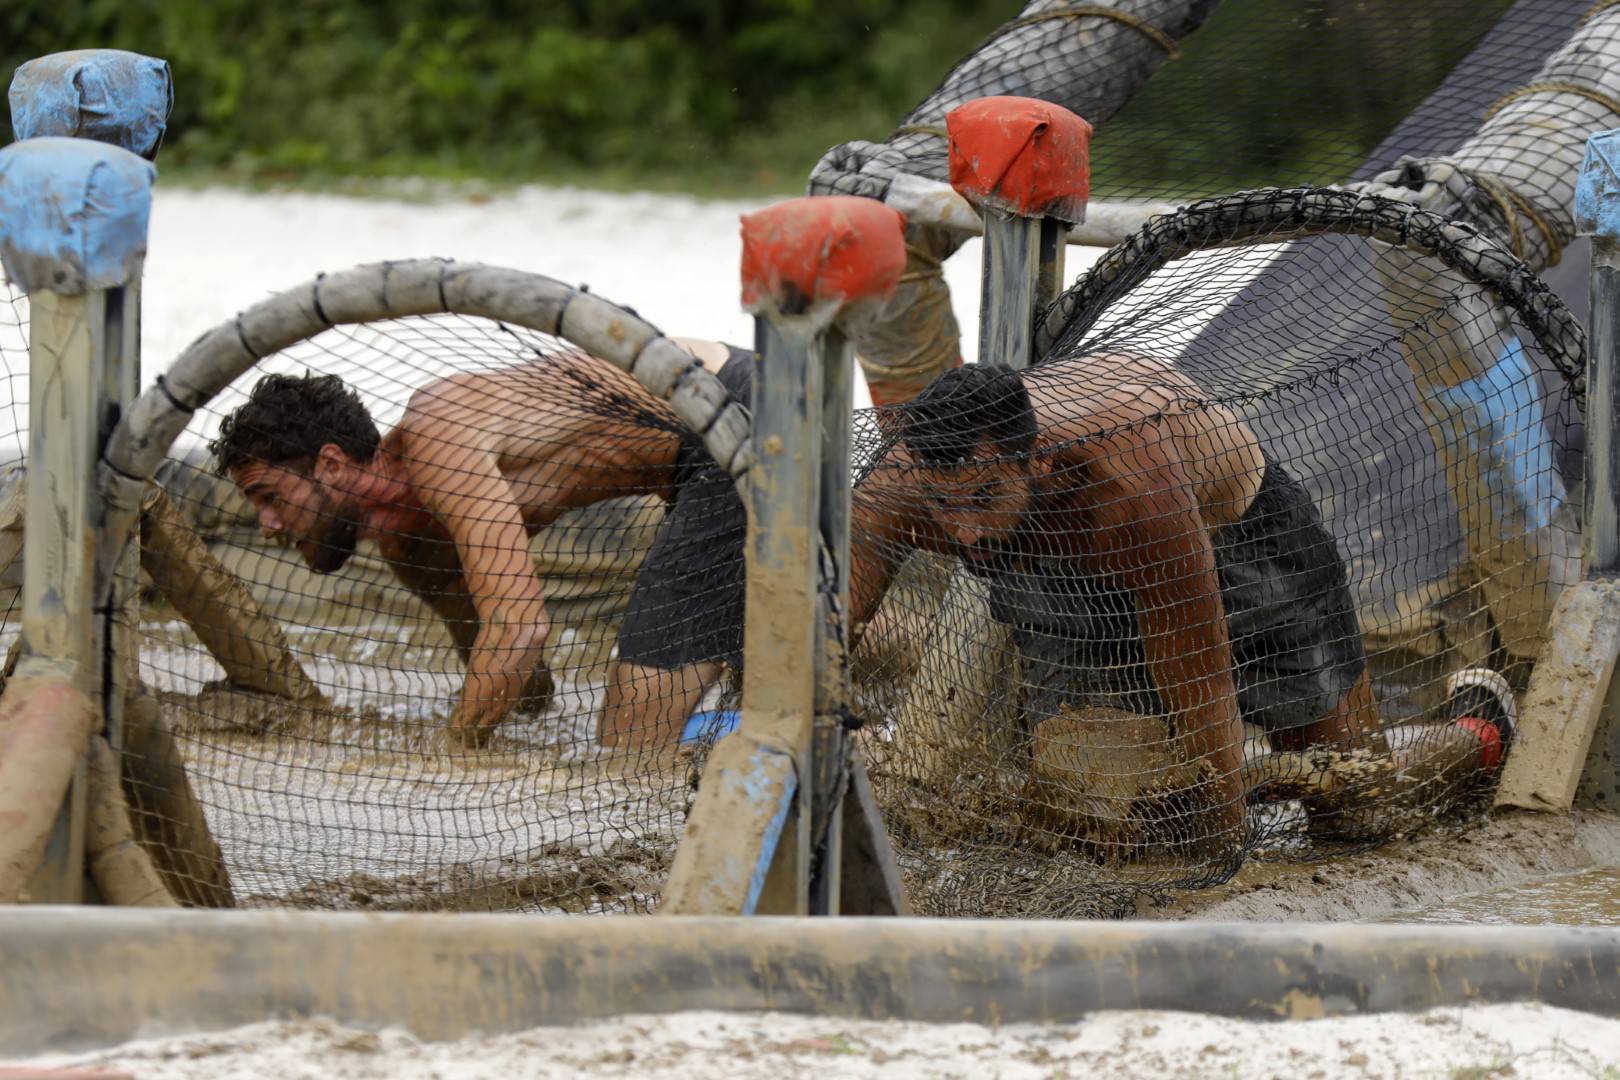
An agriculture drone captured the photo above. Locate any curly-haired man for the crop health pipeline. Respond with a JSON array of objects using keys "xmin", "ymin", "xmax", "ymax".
[{"xmin": 212, "ymin": 339, "xmax": 750, "ymax": 749}]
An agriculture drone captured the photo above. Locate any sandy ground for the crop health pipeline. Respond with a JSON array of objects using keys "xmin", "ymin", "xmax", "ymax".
[{"xmin": 16, "ymin": 1003, "xmax": 1620, "ymax": 1079}]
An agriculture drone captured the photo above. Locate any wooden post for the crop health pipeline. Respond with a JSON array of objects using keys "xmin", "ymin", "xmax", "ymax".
[
  {"xmin": 1582, "ymin": 132, "xmax": 1620, "ymax": 579},
  {"xmin": 661, "ymin": 196, "xmax": 908, "ymax": 915},
  {"xmin": 1547, "ymin": 128, "xmax": 1620, "ymax": 810},
  {"xmin": 0, "ymin": 137, "xmax": 155, "ymax": 902},
  {"xmin": 946, "ymin": 97, "xmax": 1091, "ymax": 370}
]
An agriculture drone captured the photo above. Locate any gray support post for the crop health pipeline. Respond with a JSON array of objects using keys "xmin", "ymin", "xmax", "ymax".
[
  {"xmin": 743, "ymin": 315, "xmax": 827, "ymax": 912},
  {"xmin": 661, "ymin": 196, "xmax": 908, "ymax": 916},
  {"xmin": 1532, "ymin": 128, "xmax": 1620, "ymax": 811},
  {"xmin": 0, "ymin": 137, "xmax": 156, "ymax": 902},
  {"xmin": 809, "ymin": 325, "xmax": 854, "ymax": 913},
  {"xmin": 946, "ymin": 97, "xmax": 1091, "ymax": 369},
  {"xmin": 1579, "ymin": 131, "xmax": 1620, "ymax": 577},
  {"xmin": 10, "ymin": 49, "xmax": 173, "ymax": 755}
]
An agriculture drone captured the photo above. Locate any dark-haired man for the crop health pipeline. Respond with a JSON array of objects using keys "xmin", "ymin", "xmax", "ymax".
[
  {"xmin": 213, "ymin": 339, "xmax": 751, "ymax": 749},
  {"xmin": 844, "ymin": 355, "xmax": 1390, "ymax": 835}
]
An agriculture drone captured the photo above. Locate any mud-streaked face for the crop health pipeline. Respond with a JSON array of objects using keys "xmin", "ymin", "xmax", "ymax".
[
  {"xmin": 231, "ymin": 458, "xmax": 360, "ymax": 574},
  {"xmin": 914, "ymin": 453, "xmax": 1037, "ymax": 567}
]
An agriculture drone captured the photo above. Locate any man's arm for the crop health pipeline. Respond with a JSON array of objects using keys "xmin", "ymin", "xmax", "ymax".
[
  {"xmin": 846, "ymin": 459, "xmax": 949, "ymax": 636},
  {"xmin": 1083, "ymin": 436, "xmax": 1246, "ymax": 827},
  {"xmin": 400, "ymin": 435, "xmax": 549, "ymax": 746}
]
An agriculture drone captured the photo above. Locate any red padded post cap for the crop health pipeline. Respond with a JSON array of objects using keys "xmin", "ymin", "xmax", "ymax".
[
  {"xmin": 947, "ymin": 96, "xmax": 1091, "ymax": 223},
  {"xmin": 740, "ymin": 196, "xmax": 907, "ymax": 317}
]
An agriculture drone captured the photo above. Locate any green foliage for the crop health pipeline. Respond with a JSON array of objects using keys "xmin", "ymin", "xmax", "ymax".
[
  {"xmin": 2, "ymin": 0, "xmax": 1005, "ymax": 193},
  {"xmin": 1, "ymin": 1, "xmax": 1526, "ymax": 196},
  {"xmin": 1090, "ymin": 0, "xmax": 1520, "ymax": 196}
]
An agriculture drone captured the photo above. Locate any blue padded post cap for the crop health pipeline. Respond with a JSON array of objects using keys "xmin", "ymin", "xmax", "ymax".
[
  {"xmin": 9, "ymin": 50, "xmax": 173, "ymax": 161},
  {"xmin": 0, "ymin": 137, "xmax": 155, "ymax": 295},
  {"xmin": 1575, "ymin": 129, "xmax": 1620, "ymax": 241}
]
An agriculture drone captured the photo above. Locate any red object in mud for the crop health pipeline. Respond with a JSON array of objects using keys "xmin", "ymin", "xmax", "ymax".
[
  {"xmin": 947, "ymin": 96, "xmax": 1092, "ymax": 223},
  {"xmin": 739, "ymin": 196, "xmax": 907, "ymax": 316},
  {"xmin": 1453, "ymin": 716, "xmax": 1504, "ymax": 772}
]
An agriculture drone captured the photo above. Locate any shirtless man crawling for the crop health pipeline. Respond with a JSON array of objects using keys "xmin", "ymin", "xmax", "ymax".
[
  {"xmin": 210, "ymin": 339, "xmax": 752, "ymax": 749},
  {"xmin": 848, "ymin": 356, "xmax": 1392, "ymax": 835},
  {"xmin": 617, "ymin": 350, "xmax": 1413, "ymax": 835}
]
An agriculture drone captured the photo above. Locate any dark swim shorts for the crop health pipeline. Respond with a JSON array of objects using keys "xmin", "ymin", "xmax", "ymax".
[
  {"xmin": 615, "ymin": 346, "xmax": 753, "ymax": 671},
  {"xmin": 988, "ymin": 458, "xmax": 1367, "ymax": 733}
]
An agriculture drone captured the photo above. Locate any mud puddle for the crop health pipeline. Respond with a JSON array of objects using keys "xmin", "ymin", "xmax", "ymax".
[{"xmin": 1390, "ymin": 865, "xmax": 1620, "ymax": 925}]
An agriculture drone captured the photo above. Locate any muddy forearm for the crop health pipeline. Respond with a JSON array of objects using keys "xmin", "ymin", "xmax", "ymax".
[
  {"xmin": 847, "ymin": 487, "xmax": 922, "ymax": 633},
  {"xmin": 450, "ymin": 611, "xmax": 549, "ymax": 740},
  {"xmin": 1135, "ymin": 573, "xmax": 1241, "ymax": 767},
  {"xmin": 1112, "ymin": 495, "xmax": 1245, "ymax": 777}
]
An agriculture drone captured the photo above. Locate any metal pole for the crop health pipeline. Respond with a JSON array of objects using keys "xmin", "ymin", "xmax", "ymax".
[
  {"xmin": 808, "ymin": 326, "xmax": 854, "ymax": 914},
  {"xmin": 947, "ymin": 97, "xmax": 1090, "ymax": 370},
  {"xmin": 1578, "ymin": 130, "xmax": 1620, "ymax": 577},
  {"xmin": 976, "ymin": 213, "xmax": 1043, "ymax": 370}
]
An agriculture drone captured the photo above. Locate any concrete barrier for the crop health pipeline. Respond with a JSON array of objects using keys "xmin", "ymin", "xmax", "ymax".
[{"xmin": 4, "ymin": 908, "xmax": 1620, "ymax": 1055}]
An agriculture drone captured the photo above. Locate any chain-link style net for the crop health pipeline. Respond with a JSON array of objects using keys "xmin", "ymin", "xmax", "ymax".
[{"xmin": 834, "ymin": 187, "xmax": 1577, "ymax": 917}]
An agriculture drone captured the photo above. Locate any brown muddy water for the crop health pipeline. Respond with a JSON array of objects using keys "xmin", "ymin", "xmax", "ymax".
[{"xmin": 1391, "ymin": 866, "xmax": 1620, "ymax": 926}]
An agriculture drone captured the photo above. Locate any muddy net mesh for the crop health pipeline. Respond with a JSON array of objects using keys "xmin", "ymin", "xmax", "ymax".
[
  {"xmin": 839, "ymin": 187, "xmax": 1581, "ymax": 917},
  {"xmin": 0, "ymin": 0, "xmax": 1605, "ymax": 918},
  {"xmin": 117, "ymin": 316, "xmax": 727, "ymax": 912},
  {"xmin": 796, "ymin": 0, "xmax": 1602, "ymax": 915}
]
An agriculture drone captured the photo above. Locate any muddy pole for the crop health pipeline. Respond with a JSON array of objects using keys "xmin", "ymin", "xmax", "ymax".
[
  {"xmin": 1578, "ymin": 130, "xmax": 1620, "ymax": 577},
  {"xmin": 661, "ymin": 196, "xmax": 907, "ymax": 915},
  {"xmin": 0, "ymin": 136, "xmax": 156, "ymax": 902},
  {"xmin": 10, "ymin": 51, "xmax": 172, "ymax": 748},
  {"xmin": 1542, "ymin": 127, "xmax": 1620, "ymax": 809},
  {"xmin": 946, "ymin": 97, "xmax": 1091, "ymax": 370}
]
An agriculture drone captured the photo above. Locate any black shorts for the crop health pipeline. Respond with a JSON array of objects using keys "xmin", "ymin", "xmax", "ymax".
[
  {"xmin": 991, "ymin": 459, "xmax": 1367, "ymax": 734},
  {"xmin": 615, "ymin": 347, "xmax": 753, "ymax": 670}
]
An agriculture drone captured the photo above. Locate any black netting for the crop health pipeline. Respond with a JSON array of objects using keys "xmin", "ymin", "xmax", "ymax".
[
  {"xmin": 836, "ymin": 188, "xmax": 1578, "ymax": 916},
  {"xmin": 0, "ymin": 0, "xmax": 1604, "ymax": 917},
  {"xmin": 113, "ymin": 316, "xmax": 736, "ymax": 912}
]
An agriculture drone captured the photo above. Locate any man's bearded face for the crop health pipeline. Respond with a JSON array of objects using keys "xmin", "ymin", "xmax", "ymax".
[
  {"xmin": 915, "ymin": 453, "xmax": 1036, "ymax": 569},
  {"xmin": 232, "ymin": 460, "xmax": 361, "ymax": 574}
]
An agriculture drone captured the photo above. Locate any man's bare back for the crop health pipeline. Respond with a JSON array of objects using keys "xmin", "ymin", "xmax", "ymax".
[
  {"xmin": 845, "ymin": 355, "xmax": 1382, "ymax": 841},
  {"xmin": 214, "ymin": 344, "xmax": 732, "ymax": 748}
]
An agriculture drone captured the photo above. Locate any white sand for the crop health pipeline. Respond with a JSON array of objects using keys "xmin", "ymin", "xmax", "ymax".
[
  {"xmin": 17, "ymin": 1003, "xmax": 1620, "ymax": 1079},
  {"xmin": 138, "ymin": 182, "xmax": 994, "ymax": 416}
]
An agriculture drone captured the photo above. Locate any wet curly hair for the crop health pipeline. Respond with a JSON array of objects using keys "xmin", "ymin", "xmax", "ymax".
[
  {"xmin": 211, "ymin": 372, "xmax": 380, "ymax": 476},
  {"xmin": 897, "ymin": 363, "xmax": 1037, "ymax": 467}
]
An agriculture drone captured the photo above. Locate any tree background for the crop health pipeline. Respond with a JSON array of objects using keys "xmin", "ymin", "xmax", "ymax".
[{"xmin": 3, "ymin": 0, "xmax": 1515, "ymax": 196}]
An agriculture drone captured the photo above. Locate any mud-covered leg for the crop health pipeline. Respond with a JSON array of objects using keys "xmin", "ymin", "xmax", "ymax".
[{"xmin": 602, "ymin": 660, "xmax": 721, "ymax": 750}]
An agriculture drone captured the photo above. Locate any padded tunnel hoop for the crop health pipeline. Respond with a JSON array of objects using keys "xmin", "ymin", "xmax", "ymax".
[
  {"xmin": 1036, "ymin": 187, "xmax": 1587, "ymax": 403},
  {"xmin": 101, "ymin": 259, "xmax": 755, "ymax": 551}
]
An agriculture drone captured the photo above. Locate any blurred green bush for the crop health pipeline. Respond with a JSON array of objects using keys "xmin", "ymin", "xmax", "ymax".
[{"xmin": 2, "ymin": 1, "xmax": 1512, "ymax": 195}]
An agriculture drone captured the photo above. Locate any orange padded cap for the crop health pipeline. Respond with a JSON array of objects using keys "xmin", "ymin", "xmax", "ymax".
[
  {"xmin": 740, "ymin": 196, "xmax": 907, "ymax": 316},
  {"xmin": 947, "ymin": 96, "xmax": 1091, "ymax": 223}
]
